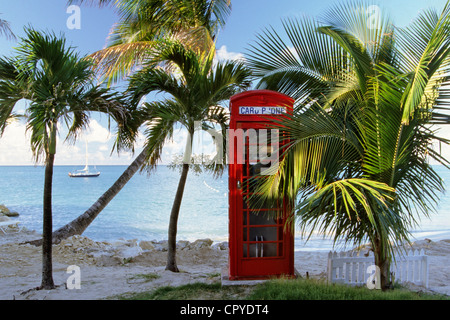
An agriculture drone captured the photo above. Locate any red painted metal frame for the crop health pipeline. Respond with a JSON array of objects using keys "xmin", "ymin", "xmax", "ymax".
[{"xmin": 228, "ymin": 90, "xmax": 295, "ymax": 280}]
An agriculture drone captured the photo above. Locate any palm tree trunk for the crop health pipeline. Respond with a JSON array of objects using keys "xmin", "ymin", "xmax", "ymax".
[
  {"xmin": 41, "ymin": 152, "xmax": 55, "ymax": 290},
  {"xmin": 165, "ymin": 162, "xmax": 190, "ymax": 272},
  {"xmin": 49, "ymin": 146, "xmax": 149, "ymax": 244},
  {"xmin": 373, "ymin": 235, "xmax": 391, "ymax": 291}
]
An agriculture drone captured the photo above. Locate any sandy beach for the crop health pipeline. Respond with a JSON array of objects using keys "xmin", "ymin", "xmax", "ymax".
[{"xmin": 0, "ymin": 227, "xmax": 449, "ymax": 300}]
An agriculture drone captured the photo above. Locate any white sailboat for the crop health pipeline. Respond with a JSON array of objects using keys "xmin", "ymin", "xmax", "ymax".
[{"xmin": 68, "ymin": 141, "xmax": 100, "ymax": 178}]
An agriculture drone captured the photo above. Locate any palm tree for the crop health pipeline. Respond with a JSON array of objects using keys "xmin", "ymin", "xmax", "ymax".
[
  {"xmin": 127, "ymin": 40, "xmax": 251, "ymax": 272},
  {"xmin": 69, "ymin": 0, "xmax": 232, "ymax": 84},
  {"xmin": 45, "ymin": 0, "xmax": 232, "ymax": 244},
  {"xmin": 245, "ymin": 1, "xmax": 450, "ymax": 290},
  {"xmin": 0, "ymin": 28, "xmax": 125, "ymax": 289}
]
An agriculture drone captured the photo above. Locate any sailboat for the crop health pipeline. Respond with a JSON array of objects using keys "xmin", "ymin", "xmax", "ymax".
[{"xmin": 68, "ymin": 140, "xmax": 100, "ymax": 178}]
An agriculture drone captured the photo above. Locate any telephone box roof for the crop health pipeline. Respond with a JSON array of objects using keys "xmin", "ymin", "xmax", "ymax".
[{"xmin": 230, "ymin": 90, "xmax": 294, "ymax": 122}]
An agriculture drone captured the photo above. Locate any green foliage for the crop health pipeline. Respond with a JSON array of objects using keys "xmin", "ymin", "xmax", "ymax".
[
  {"xmin": 126, "ymin": 40, "xmax": 252, "ymax": 173},
  {"xmin": 71, "ymin": 0, "xmax": 232, "ymax": 85},
  {"xmin": 0, "ymin": 27, "xmax": 126, "ymax": 160},
  {"xmin": 114, "ymin": 279, "xmax": 449, "ymax": 300},
  {"xmin": 0, "ymin": 15, "xmax": 15, "ymax": 40},
  {"xmin": 129, "ymin": 273, "xmax": 161, "ymax": 282},
  {"xmin": 245, "ymin": 0, "xmax": 450, "ymax": 288},
  {"xmin": 247, "ymin": 278, "xmax": 449, "ymax": 300},
  {"xmin": 115, "ymin": 282, "xmax": 251, "ymax": 300}
]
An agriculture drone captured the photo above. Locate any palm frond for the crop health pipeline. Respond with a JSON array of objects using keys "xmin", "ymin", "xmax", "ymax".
[
  {"xmin": 396, "ymin": 1, "xmax": 450, "ymax": 124},
  {"xmin": 245, "ymin": 1, "xmax": 450, "ymax": 264},
  {"xmin": 0, "ymin": 17, "xmax": 16, "ymax": 40},
  {"xmin": 74, "ymin": 0, "xmax": 231, "ymax": 85},
  {"xmin": 89, "ymin": 41, "xmax": 156, "ymax": 86},
  {"xmin": 67, "ymin": 0, "xmax": 118, "ymax": 7},
  {"xmin": 0, "ymin": 27, "xmax": 128, "ymax": 161}
]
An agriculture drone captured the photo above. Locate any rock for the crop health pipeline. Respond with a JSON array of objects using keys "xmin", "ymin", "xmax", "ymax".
[
  {"xmin": 190, "ymin": 238, "xmax": 213, "ymax": 249},
  {"xmin": 139, "ymin": 240, "xmax": 156, "ymax": 251},
  {"xmin": 88, "ymin": 250, "xmax": 112, "ymax": 259},
  {"xmin": 177, "ymin": 240, "xmax": 191, "ymax": 250},
  {"xmin": 4, "ymin": 211, "xmax": 19, "ymax": 217},
  {"xmin": 89, "ymin": 251, "xmax": 120, "ymax": 267},
  {"xmin": 0, "ymin": 204, "xmax": 10, "ymax": 214},
  {"xmin": 0, "ymin": 215, "xmax": 10, "ymax": 222},
  {"xmin": 212, "ymin": 241, "xmax": 228, "ymax": 251},
  {"xmin": 109, "ymin": 238, "xmax": 132, "ymax": 247},
  {"xmin": 153, "ymin": 240, "xmax": 169, "ymax": 252},
  {"xmin": 115, "ymin": 246, "xmax": 142, "ymax": 260}
]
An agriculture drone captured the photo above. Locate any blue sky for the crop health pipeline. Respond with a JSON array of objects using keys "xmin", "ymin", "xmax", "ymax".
[{"xmin": 0, "ymin": 0, "xmax": 449, "ymax": 166}]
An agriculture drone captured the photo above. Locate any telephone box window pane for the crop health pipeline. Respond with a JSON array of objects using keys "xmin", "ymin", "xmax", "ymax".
[
  {"xmin": 249, "ymin": 162, "xmax": 271, "ymax": 176},
  {"xmin": 249, "ymin": 244, "xmax": 258, "ymax": 257},
  {"xmin": 243, "ymin": 243, "xmax": 278, "ymax": 258},
  {"xmin": 249, "ymin": 227, "xmax": 277, "ymax": 242},
  {"xmin": 249, "ymin": 211, "xmax": 276, "ymax": 226},
  {"xmin": 262, "ymin": 243, "xmax": 277, "ymax": 257},
  {"xmin": 245, "ymin": 194, "xmax": 279, "ymax": 210}
]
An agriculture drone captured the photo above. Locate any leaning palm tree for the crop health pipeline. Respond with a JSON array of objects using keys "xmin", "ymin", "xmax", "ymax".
[
  {"xmin": 127, "ymin": 40, "xmax": 251, "ymax": 272},
  {"xmin": 0, "ymin": 28, "xmax": 125, "ymax": 289},
  {"xmin": 246, "ymin": 1, "xmax": 450, "ymax": 290},
  {"xmin": 45, "ymin": 0, "xmax": 233, "ymax": 244}
]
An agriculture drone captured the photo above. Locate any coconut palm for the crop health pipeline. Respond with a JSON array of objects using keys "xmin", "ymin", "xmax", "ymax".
[
  {"xmin": 46, "ymin": 0, "xmax": 232, "ymax": 244},
  {"xmin": 245, "ymin": 1, "xmax": 450, "ymax": 290},
  {"xmin": 0, "ymin": 28, "xmax": 126, "ymax": 289},
  {"xmin": 127, "ymin": 40, "xmax": 251, "ymax": 272},
  {"xmin": 69, "ymin": 0, "xmax": 232, "ymax": 84}
]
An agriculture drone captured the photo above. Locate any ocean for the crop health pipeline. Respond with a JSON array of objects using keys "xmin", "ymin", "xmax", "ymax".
[{"xmin": 1, "ymin": 165, "xmax": 449, "ymax": 251}]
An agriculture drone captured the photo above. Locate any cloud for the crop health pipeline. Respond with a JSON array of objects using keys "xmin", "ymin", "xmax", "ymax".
[
  {"xmin": 0, "ymin": 118, "xmax": 132, "ymax": 166},
  {"xmin": 0, "ymin": 120, "xmax": 33, "ymax": 165},
  {"xmin": 78, "ymin": 119, "xmax": 112, "ymax": 143},
  {"xmin": 430, "ymin": 125, "xmax": 450, "ymax": 165},
  {"xmin": 162, "ymin": 128, "xmax": 188, "ymax": 164},
  {"xmin": 215, "ymin": 45, "xmax": 245, "ymax": 62}
]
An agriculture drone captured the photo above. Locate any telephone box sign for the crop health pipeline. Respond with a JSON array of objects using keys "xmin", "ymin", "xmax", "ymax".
[{"xmin": 239, "ymin": 106, "xmax": 287, "ymax": 115}]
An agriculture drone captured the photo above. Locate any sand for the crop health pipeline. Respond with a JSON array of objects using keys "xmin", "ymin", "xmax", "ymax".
[{"xmin": 0, "ymin": 227, "xmax": 449, "ymax": 300}]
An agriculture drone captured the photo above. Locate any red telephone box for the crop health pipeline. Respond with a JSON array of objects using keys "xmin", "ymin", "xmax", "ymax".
[{"xmin": 228, "ymin": 90, "xmax": 295, "ymax": 280}]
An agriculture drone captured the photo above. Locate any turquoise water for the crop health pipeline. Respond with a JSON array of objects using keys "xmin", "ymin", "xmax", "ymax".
[{"xmin": 1, "ymin": 165, "xmax": 449, "ymax": 251}]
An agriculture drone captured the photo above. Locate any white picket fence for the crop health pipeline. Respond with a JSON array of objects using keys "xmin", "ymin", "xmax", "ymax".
[{"xmin": 327, "ymin": 249, "xmax": 428, "ymax": 289}]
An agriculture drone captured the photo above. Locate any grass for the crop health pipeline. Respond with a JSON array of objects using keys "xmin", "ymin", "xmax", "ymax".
[
  {"xmin": 128, "ymin": 273, "xmax": 161, "ymax": 282},
  {"xmin": 114, "ymin": 278, "xmax": 449, "ymax": 300},
  {"xmin": 247, "ymin": 278, "xmax": 449, "ymax": 300},
  {"xmin": 117, "ymin": 282, "xmax": 253, "ymax": 300}
]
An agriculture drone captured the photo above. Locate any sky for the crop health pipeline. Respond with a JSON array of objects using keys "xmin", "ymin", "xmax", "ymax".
[{"xmin": 0, "ymin": 0, "xmax": 449, "ymax": 166}]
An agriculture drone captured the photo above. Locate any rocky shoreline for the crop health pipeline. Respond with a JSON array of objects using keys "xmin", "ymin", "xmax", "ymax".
[{"xmin": 54, "ymin": 235, "xmax": 229, "ymax": 267}]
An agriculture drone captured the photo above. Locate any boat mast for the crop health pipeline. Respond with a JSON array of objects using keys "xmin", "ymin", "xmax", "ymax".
[{"xmin": 83, "ymin": 139, "xmax": 89, "ymax": 171}]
